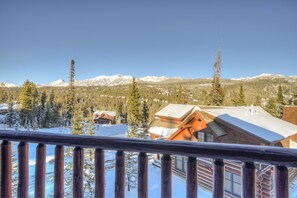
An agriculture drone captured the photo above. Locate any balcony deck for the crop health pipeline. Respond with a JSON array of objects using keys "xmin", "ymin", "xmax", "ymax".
[{"xmin": 0, "ymin": 129, "xmax": 296, "ymax": 198}]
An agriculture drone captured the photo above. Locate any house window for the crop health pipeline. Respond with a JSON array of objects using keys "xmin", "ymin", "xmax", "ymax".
[
  {"xmin": 194, "ymin": 131, "xmax": 214, "ymax": 142},
  {"xmin": 175, "ymin": 156, "xmax": 187, "ymax": 172},
  {"xmin": 225, "ymin": 171, "xmax": 241, "ymax": 197}
]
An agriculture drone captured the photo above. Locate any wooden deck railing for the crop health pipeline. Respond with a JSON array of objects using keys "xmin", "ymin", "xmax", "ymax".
[{"xmin": 0, "ymin": 130, "xmax": 297, "ymax": 198}]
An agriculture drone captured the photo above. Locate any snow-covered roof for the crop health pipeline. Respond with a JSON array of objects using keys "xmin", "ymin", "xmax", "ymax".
[
  {"xmin": 148, "ymin": 127, "xmax": 178, "ymax": 137},
  {"xmin": 203, "ymin": 106, "xmax": 297, "ymax": 142},
  {"xmin": 155, "ymin": 104, "xmax": 199, "ymax": 120},
  {"xmin": 93, "ymin": 111, "xmax": 116, "ymax": 117}
]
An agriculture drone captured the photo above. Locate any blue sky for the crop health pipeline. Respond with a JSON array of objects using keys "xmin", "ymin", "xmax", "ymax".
[{"xmin": 0, "ymin": 0, "xmax": 297, "ymax": 85}]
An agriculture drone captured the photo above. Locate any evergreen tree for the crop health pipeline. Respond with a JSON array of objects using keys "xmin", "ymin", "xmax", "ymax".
[
  {"xmin": 276, "ymin": 85, "xmax": 285, "ymax": 118},
  {"xmin": 0, "ymin": 83, "xmax": 8, "ymax": 103},
  {"xmin": 277, "ymin": 85, "xmax": 285, "ymax": 105},
  {"xmin": 237, "ymin": 84, "xmax": 246, "ymax": 106},
  {"xmin": 116, "ymin": 100, "xmax": 123, "ymax": 120},
  {"xmin": 141, "ymin": 100, "xmax": 149, "ymax": 128},
  {"xmin": 207, "ymin": 49, "xmax": 224, "ymax": 106},
  {"xmin": 265, "ymin": 98, "xmax": 277, "ymax": 117},
  {"xmin": 19, "ymin": 80, "xmax": 38, "ymax": 128},
  {"xmin": 4, "ymin": 102, "xmax": 19, "ymax": 129},
  {"xmin": 176, "ymin": 85, "xmax": 185, "ymax": 104},
  {"xmin": 66, "ymin": 59, "xmax": 75, "ymax": 125},
  {"xmin": 72, "ymin": 106, "xmax": 83, "ymax": 135},
  {"xmin": 127, "ymin": 77, "xmax": 141, "ymax": 129},
  {"xmin": 255, "ymin": 95, "xmax": 262, "ymax": 106}
]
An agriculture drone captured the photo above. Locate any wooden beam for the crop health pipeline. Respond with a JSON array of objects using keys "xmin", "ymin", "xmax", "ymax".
[
  {"xmin": 115, "ymin": 151, "xmax": 125, "ymax": 198},
  {"xmin": 187, "ymin": 157, "xmax": 197, "ymax": 198},
  {"xmin": 242, "ymin": 162, "xmax": 255, "ymax": 198},
  {"xmin": 138, "ymin": 152, "xmax": 148, "ymax": 198},
  {"xmin": 0, "ymin": 130, "xmax": 296, "ymax": 167},
  {"xmin": 274, "ymin": 166, "xmax": 288, "ymax": 198},
  {"xmin": 213, "ymin": 159, "xmax": 224, "ymax": 198},
  {"xmin": 73, "ymin": 147, "xmax": 84, "ymax": 198},
  {"xmin": 54, "ymin": 145, "xmax": 64, "ymax": 198},
  {"xmin": 35, "ymin": 144, "xmax": 46, "ymax": 198},
  {"xmin": 161, "ymin": 155, "xmax": 172, "ymax": 198},
  {"xmin": 18, "ymin": 142, "xmax": 28, "ymax": 198},
  {"xmin": 1, "ymin": 140, "xmax": 12, "ymax": 198},
  {"xmin": 95, "ymin": 148, "xmax": 105, "ymax": 198}
]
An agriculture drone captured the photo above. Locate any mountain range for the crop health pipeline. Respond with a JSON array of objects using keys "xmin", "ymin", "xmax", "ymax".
[{"xmin": 1, "ymin": 73, "xmax": 296, "ymax": 87}]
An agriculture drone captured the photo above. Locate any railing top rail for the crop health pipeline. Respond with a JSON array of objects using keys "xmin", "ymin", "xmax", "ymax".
[{"xmin": 1, "ymin": 130, "xmax": 297, "ymax": 167}]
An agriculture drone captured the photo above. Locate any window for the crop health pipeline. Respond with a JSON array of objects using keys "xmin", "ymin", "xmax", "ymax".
[
  {"xmin": 194, "ymin": 131, "xmax": 214, "ymax": 142},
  {"xmin": 175, "ymin": 156, "xmax": 187, "ymax": 172},
  {"xmin": 224, "ymin": 171, "xmax": 241, "ymax": 197}
]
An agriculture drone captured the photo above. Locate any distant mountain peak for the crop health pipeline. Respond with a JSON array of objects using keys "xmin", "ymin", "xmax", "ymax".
[
  {"xmin": 46, "ymin": 79, "xmax": 68, "ymax": 87},
  {"xmin": 230, "ymin": 73, "xmax": 292, "ymax": 81}
]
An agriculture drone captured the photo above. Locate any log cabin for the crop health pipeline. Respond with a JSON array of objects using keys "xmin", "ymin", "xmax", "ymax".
[
  {"xmin": 148, "ymin": 104, "xmax": 297, "ymax": 198},
  {"xmin": 93, "ymin": 110, "xmax": 116, "ymax": 124}
]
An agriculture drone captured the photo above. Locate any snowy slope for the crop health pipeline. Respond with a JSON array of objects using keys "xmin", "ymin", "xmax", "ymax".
[
  {"xmin": 1, "ymin": 82, "xmax": 18, "ymax": 87},
  {"xmin": 45, "ymin": 79, "xmax": 68, "ymax": 87},
  {"xmin": 1, "ymin": 73, "xmax": 296, "ymax": 87},
  {"xmin": 230, "ymin": 73, "xmax": 297, "ymax": 81}
]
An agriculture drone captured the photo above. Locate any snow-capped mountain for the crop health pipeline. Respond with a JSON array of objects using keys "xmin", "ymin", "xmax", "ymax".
[
  {"xmin": 230, "ymin": 73, "xmax": 296, "ymax": 81},
  {"xmin": 74, "ymin": 74, "xmax": 133, "ymax": 86},
  {"xmin": 0, "ymin": 82, "xmax": 18, "ymax": 87},
  {"xmin": 1, "ymin": 73, "xmax": 296, "ymax": 87},
  {"xmin": 45, "ymin": 79, "xmax": 68, "ymax": 87},
  {"xmin": 139, "ymin": 76, "xmax": 168, "ymax": 82}
]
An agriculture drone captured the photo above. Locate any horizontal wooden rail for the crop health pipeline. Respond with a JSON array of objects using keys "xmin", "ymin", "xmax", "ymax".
[{"xmin": 0, "ymin": 130, "xmax": 297, "ymax": 167}]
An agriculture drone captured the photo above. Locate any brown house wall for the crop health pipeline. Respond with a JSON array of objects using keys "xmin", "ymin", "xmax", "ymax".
[
  {"xmin": 279, "ymin": 133, "xmax": 297, "ymax": 148},
  {"xmin": 282, "ymin": 106, "xmax": 297, "ymax": 125}
]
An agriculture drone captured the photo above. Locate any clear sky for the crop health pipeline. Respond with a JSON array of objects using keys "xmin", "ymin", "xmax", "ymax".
[{"xmin": 0, "ymin": 0, "xmax": 297, "ymax": 85}]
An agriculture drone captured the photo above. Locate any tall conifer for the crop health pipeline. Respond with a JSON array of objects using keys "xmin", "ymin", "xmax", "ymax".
[
  {"xmin": 207, "ymin": 49, "xmax": 224, "ymax": 106},
  {"xmin": 66, "ymin": 59, "xmax": 75, "ymax": 125},
  {"xmin": 127, "ymin": 77, "xmax": 141, "ymax": 128}
]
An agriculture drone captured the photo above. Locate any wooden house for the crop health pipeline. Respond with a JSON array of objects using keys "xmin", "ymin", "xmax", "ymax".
[
  {"xmin": 283, "ymin": 105, "xmax": 297, "ymax": 125},
  {"xmin": 149, "ymin": 104, "xmax": 297, "ymax": 198},
  {"xmin": 93, "ymin": 111, "xmax": 116, "ymax": 124}
]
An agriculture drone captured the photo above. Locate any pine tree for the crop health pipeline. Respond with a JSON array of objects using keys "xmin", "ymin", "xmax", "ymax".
[
  {"xmin": 276, "ymin": 85, "xmax": 285, "ymax": 118},
  {"xmin": 4, "ymin": 102, "xmax": 19, "ymax": 128},
  {"xmin": 141, "ymin": 100, "xmax": 149, "ymax": 128},
  {"xmin": 237, "ymin": 84, "xmax": 246, "ymax": 106},
  {"xmin": 207, "ymin": 49, "xmax": 224, "ymax": 106},
  {"xmin": 66, "ymin": 59, "xmax": 75, "ymax": 125},
  {"xmin": 255, "ymin": 95, "xmax": 262, "ymax": 106},
  {"xmin": 127, "ymin": 77, "xmax": 141, "ymax": 129},
  {"xmin": 0, "ymin": 83, "xmax": 8, "ymax": 103},
  {"xmin": 176, "ymin": 85, "xmax": 185, "ymax": 104},
  {"xmin": 277, "ymin": 85, "xmax": 285, "ymax": 105},
  {"xmin": 72, "ymin": 106, "xmax": 83, "ymax": 135},
  {"xmin": 265, "ymin": 98, "xmax": 277, "ymax": 117},
  {"xmin": 116, "ymin": 100, "xmax": 123, "ymax": 121},
  {"xmin": 19, "ymin": 80, "xmax": 38, "ymax": 128}
]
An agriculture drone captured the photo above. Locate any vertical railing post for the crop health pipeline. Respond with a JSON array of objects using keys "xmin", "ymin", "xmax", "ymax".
[
  {"xmin": 242, "ymin": 162, "xmax": 255, "ymax": 198},
  {"xmin": 1, "ymin": 140, "xmax": 12, "ymax": 198},
  {"xmin": 95, "ymin": 148, "xmax": 105, "ymax": 198},
  {"xmin": 18, "ymin": 142, "xmax": 28, "ymax": 198},
  {"xmin": 187, "ymin": 157, "xmax": 197, "ymax": 198},
  {"xmin": 138, "ymin": 152, "xmax": 148, "ymax": 198},
  {"xmin": 213, "ymin": 159, "xmax": 224, "ymax": 198},
  {"xmin": 161, "ymin": 155, "xmax": 172, "ymax": 198},
  {"xmin": 274, "ymin": 166, "xmax": 288, "ymax": 198},
  {"xmin": 35, "ymin": 143, "xmax": 46, "ymax": 198},
  {"xmin": 115, "ymin": 151, "xmax": 125, "ymax": 198},
  {"xmin": 73, "ymin": 147, "xmax": 84, "ymax": 198},
  {"xmin": 54, "ymin": 145, "xmax": 64, "ymax": 198}
]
